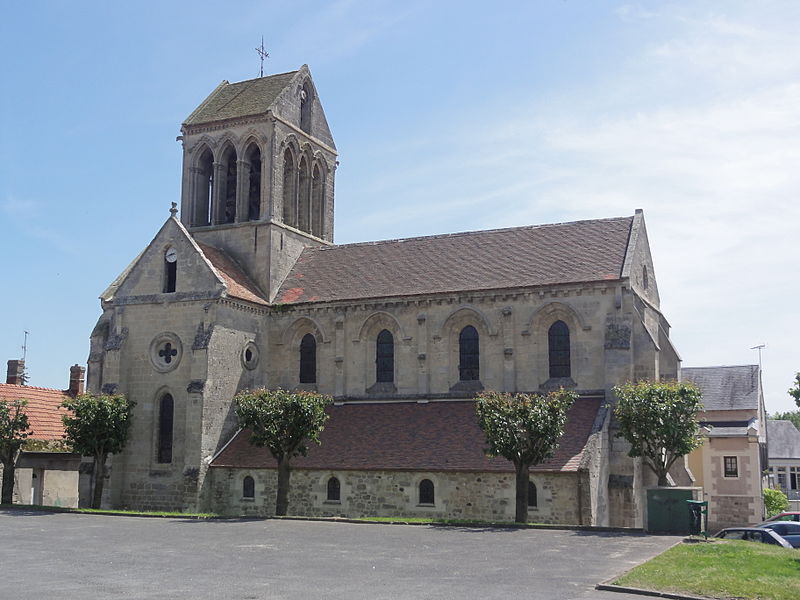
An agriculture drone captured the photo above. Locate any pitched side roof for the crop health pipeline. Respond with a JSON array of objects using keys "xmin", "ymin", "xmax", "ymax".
[
  {"xmin": 276, "ymin": 216, "xmax": 634, "ymax": 304},
  {"xmin": 0, "ymin": 384, "xmax": 70, "ymax": 441},
  {"xmin": 196, "ymin": 243, "xmax": 269, "ymax": 305},
  {"xmin": 682, "ymin": 365, "xmax": 760, "ymax": 411},
  {"xmin": 767, "ymin": 420, "xmax": 800, "ymax": 459},
  {"xmin": 211, "ymin": 397, "xmax": 602, "ymax": 473},
  {"xmin": 184, "ymin": 71, "xmax": 298, "ymax": 126}
]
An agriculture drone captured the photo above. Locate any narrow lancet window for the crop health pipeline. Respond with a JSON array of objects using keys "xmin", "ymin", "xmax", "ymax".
[
  {"xmin": 300, "ymin": 82, "xmax": 312, "ymax": 133},
  {"xmin": 311, "ymin": 164, "xmax": 324, "ymax": 238},
  {"xmin": 299, "ymin": 333, "xmax": 317, "ymax": 384},
  {"xmin": 419, "ymin": 479, "xmax": 434, "ymax": 505},
  {"xmin": 195, "ymin": 148, "xmax": 214, "ymax": 226},
  {"xmin": 221, "ymin": 146, "xmax": 237, "ymax": 224},
  {"xmin": 327, "ymin": 477, "xmax": 340, "ymax": 502},
  {"xmin": 376, "ymin": 329, "xmax": 394, "ymax": 383},
  {"xmin": 528, "ymin": 481, "xmax": 538, "ymax": 508},
  {"xmin": 157, "ymin": 393, "xmax": 174, "ymax": 464},
  {"xmin": 246, "ymin": 144, "xmax": 261, "ymax": 221},
  {"xmin": 298, "ymin": 157, "xmax": 310, "ymax": 233},
  {"xmin": 459, "ymin": 325, "xmax": 480, "ymax": 381},
  {"xmin": 282, "ymin": 149, "xmax": 296, "ymax": 227},
  {"xmin": 163, "ymin": 247, "xmax": 177, "ymax": 293},
  {"xmin": 548, "ymin": 320, "xmax": 571, "ymax": 378}
]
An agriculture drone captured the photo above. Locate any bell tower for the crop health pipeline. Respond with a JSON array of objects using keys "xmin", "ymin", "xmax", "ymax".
[{"xmin": 178, "ymin": 65, "xmax": 337, "ymax": 301}]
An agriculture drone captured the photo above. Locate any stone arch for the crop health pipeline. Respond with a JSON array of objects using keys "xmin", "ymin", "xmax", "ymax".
[
  {"xmin": 357, "ymin": 311, "xmax": 406, "ymax": 392},
  {"xmin": 438, "ymin": 306, "xmax": 495, "ymax": 391},
  {"xmin": 281, "ymin": 146, "xmax": 297, "ymax": 227},
  {"xmin": 281, "ymin": 316, "xmax": 328, "ymax": 346},
  {"xmin": 191, "ymin": 143, "xmax": 215, "ymax": 226},
  {"xmin": 299, "ymin": 79, "xmax": 315, "ymax": 134},
  {"xmin": 152, "ymin": 385, "xmax": 176, "ymax": 465},
  {"xmin": 311, "ymin": 159, "xmax": 328, "ymax": 239},
  {"xmin": 241, "ymin": 137, "xmax": 263, "ymax": 221},
  {"xmin": 528, "ymin": 302, "xmax": 584, "ymax": 388},
  {"xmin": 297, "ymin": 155, "xmax": 311, "ymax": 232},
  {"xmin": 216, "ymin": 140, "xmax": 238, "ymax": 224}
]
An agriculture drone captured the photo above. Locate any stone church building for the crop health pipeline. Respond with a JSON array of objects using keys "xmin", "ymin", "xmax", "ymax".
[{"xmin": 88, "ymin": 66, "xmax": 680, "ymax": 526}]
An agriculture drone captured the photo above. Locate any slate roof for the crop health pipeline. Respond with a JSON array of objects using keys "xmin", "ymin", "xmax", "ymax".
[
  {"xmin": 767, "ymin": 420, "xmax": 800, "ymax": 459},
  {"xmin": 197, "ymin": 243, "xmax": 269, "ymax": 305},
  {"xmin": 276, "ymin": 216, "xmax": 634, "ymax": 304},
  {"xmin": 211, "ymin": 397, "xmax": 603, "ymax": 473},
  {"xmin": 184, "ymin": 71, "xmax": 298, "ymax": 126},
  {"xmin": 682, "ymin": 365, "xmax": 761, "ymax": 411},
  {"xmin": 0, "ymin": 384, "xmax": 70, "ymax": 441}
]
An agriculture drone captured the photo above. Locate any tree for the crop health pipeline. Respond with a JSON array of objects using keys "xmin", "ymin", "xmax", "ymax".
[
  {"xmin": 764, "ymin": 488, "xmax": 789, "ymax": 517},
  {"xmin": 613, "ymin": 380, "xmax": 704, "ymax": 487},
  {"xmin": 0, "ymin": 399, "xmax": 31, "ymax": 504},
  {"xmin": 234, "ymin": 388, "xmax": 331, "ymax": 516},
  {"xmin": 62, "ymin": 393, "xmax": 135, "ymax": 509},
  {"xmin": 789, "ymin": 372, "xmax": 800, "ymax": 408},
  {"xmin": 475, "ymin": 389, "xmax": 577, "ymax": 523},
  {"xmin": 771, "ymin": 410, "xmax": 800, "ymax": 432}
]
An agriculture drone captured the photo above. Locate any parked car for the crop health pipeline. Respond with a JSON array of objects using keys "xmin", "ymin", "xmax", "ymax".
[
  {"xmin": 763, "ymin": 511, "xmax": 800, "ymax": 523},
  {"xmin": 756, "ymin": 521, "xmax": 800, "ymax": 548},
  {"xmin": 714, "ymin": 527, "xmax": 793, "ymax": 549}
]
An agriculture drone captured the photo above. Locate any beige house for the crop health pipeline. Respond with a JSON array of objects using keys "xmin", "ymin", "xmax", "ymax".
[
  {"xmin": 0, "ymin": 360, "xmax": 84, "ymax": 507},
  {"xmin": 88, "ymin": 66, "xmax": 682, "ymax": 526},
  {"xmin": 684, "ymin": 365, "xmax": 767, "ymax": 530},
  {"xmin": 767, "ymin": 420, "xmax": 800, "ymax": 510}
]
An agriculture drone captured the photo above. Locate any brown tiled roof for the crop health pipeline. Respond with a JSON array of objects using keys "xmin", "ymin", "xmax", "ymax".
[
  {"xmin": 0, "ymin": 384, "xmax": 70, "ymax": 441},
  {"xmin": 184, "ymin": 71, "xmax": 298, "ymax": 126},
  {"xmin": 276, "ymin": 216, "xmax": 633, "ymax": 304},
  {"xmin": 211, "ymin": 397, "xmax": 602, "ymax": 473},
  {"xmin": 197, "ymin": 243, "xmax": 269, "ymax": 305}
]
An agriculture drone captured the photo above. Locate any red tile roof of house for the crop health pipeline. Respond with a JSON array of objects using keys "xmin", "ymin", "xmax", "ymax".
[
  {"xmin": 275, "ymin": 216, "xmax": 633, "ymax": 304},
  {"xmin": 211, "ymin": 397, "xmax": 602, "ymax": 473},
  {"xmin": 197, "ymin": 242, "xmax": 270, "ymax": 305},
  {"xmin": 0, "ymin": 384, "xmax": 70, "ymax": 441}
]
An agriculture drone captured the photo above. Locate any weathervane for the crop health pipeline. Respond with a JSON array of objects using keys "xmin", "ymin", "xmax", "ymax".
[{"xmin": 256, "ymin": 37, "xmax": 269, "ymax": 77}]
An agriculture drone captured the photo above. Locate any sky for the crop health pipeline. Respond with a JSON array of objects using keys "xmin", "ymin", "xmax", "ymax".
[{"xmin": 1, "ymin": 1, "xmax": 798, "ymax": 413}]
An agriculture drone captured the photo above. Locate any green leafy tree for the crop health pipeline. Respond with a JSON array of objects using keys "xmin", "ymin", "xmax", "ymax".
[
  {"xmin": 475, "ymin": 389, "xmax": 577, "ymax": 523},
  {"xmin": 764, "ymin": 488, "xmax": 789, "ymax": 517},
  {"xmin": 0, "ymin": 399, "xmax": 31, "ymax": 504},
  {"xmin": 613, "ymin": 381, "xmax": 704, "ymax": 487},
  {"xmin": 234, "ymin": 388, "xmax": 332, "ymax": 516},
  {"xmin": 771, "ymin": 410, "xmax": 800, "ymax": 432},
  {"xmin": 789, "ymin": 372, "xmax": 800, "ymax": 408},
  {"xmin": 62, "ymin": 393, "xmax": 135, "ymax": 509}
]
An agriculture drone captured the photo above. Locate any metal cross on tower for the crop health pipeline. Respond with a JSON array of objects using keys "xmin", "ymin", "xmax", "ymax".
[{"xmin": 256, "ymin": 37, "xmax": 269, "ymax": 77}]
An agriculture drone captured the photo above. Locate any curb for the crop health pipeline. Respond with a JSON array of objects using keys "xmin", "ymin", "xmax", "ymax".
[
  {"xmin": 595, "ymin": 582, "xmax": 710, "ymax": 600},
  {"xmin": 2, "ymin": 505, "xmax": 648, "ymax": 533}
]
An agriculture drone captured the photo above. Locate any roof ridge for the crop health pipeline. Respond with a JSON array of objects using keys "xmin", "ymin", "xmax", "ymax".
[
  {"xmin": 313, "ymin": 215, "xmax": 634, "ymax": 252},
  {"xmin": 0, "ymin": 383, "xmax": 69, "ymax": 394},
  {"xmin": 683, "ymin": 364, "xmax": 758, "ymax": 370},
  {"xmin": 227, "ymin": 70, "xmax": 299, "ymax": 87}
]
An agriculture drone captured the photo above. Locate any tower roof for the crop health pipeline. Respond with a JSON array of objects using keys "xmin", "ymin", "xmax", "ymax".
[{"xmin": 183, "ymin": 69, "xmax": 299, "ymax": 126}]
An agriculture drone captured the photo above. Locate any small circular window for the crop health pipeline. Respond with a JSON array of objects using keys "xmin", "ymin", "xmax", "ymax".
[
  {"xmin": 242, "ymin": 341, "xmax": 259, "ymax": 370},
  {"xmin": 150, "ymin": 333, "xmax": 183, "ymax": 373}
]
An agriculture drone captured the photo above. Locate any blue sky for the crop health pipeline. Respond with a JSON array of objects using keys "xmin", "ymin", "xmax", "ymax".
[{"xmin": 1, "ymin": 1, "xmax": 798, "ymax": 412}]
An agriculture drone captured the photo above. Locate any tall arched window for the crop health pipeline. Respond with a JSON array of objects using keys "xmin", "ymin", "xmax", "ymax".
[
  {"xmin": 419, "ymin": 479, "xmax": 435, "ymax": 505},
  {"xmin": 298, "ymin": 156, "xmax": 310, "ymax": 232},
  {"xmin": 245, "ymin": 143, "xmax": 261, "ymax": 221},
  {"xmin": 459, "ymin": 325, "xmax": 480, "ymax": 381},
  {"xmin": 282, "ymin": 149, "xmax": 296, "ymax": 227},
  {"xmin": 220, "ymin": 145, "xmax": 237, "ymax": 224},
  {"xmin": 376, "ymin": 329, "xmax": 394, "ymax": 383},
  {"xmin": 195, "ymin": 148, "xmax": 214, "ymax": 226},
  {"xmin": 528, "ymin": 480, "xmax": 538, "ymax": 508},
  {"xmin": 243, "ymin": 476, "xmax": 255, "ymax": 499},
  {"xmin": 300, "ymin": 82, "xmax": 312, "ymax": 133},
  {"xmin": 311, "ymin": 164, "xmax": 324, "ymax": 238},
  {"xmin": 548, "ymin": 320, "xmax": 571, "ymax": 378},
  {"xmin": 157, "ymin": 393, "xmax": 174, "ymax": 464},
  {"xmin": 327, "ymin": 476, "xmax": 340, "ymax": 502},
  {"xmin": 299, "ymin": 333, "xmax": 317, "ymax": 384}
]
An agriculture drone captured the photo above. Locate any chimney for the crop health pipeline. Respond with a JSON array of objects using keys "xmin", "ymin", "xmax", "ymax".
[
  {"xmin": 6, "ymin": 359, "xmax": 25, "ymax": 385},
  {"xmin": 69, "ymin": 364, "xmax": 86, "ymax": 396}
]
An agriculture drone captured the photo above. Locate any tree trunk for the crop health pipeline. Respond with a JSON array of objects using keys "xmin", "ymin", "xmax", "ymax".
[
  {"xmin": 91, "ymin": 452, "xmax": 107, "ymax": 509},
  {"xmin": 515, "ymin": 462, "xmax": 530, "ymax": 524},
  {"xmin": 275, "ymin": 455, "xmax": 291, "ymax": 516},
  {"xmin": 656, "ymin": 473, "xmax": 670, "ymax": 487},
  {"xmin": 1, "ymin": 456, "xmax": 15, "ymax": 505}
]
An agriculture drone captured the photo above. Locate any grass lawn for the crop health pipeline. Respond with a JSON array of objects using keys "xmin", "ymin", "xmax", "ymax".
[
  {"xmin": 1, "ymin": 503, "xmax": 217, "ymax": 519},
  {"xmin": 613, "ymin": 539, "xmax": 800, "ymax": 600}
]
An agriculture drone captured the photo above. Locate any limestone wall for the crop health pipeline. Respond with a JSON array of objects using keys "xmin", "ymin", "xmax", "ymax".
[{"xmin": 210, "ymin": 467, "xmax": 592, "ymax": 524}]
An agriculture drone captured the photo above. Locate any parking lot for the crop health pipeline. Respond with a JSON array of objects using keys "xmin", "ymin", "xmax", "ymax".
[{"xmin": 0, "ymin": 510, "xmax": 678, "ymax": 599}]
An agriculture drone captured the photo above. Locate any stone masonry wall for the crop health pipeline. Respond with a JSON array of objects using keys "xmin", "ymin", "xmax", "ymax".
[{"xmin": 210, "ymin": 467, "xmax": 592, "ymax": 524}]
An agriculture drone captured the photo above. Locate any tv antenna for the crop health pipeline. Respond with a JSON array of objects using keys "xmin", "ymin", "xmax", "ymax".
[
  {"xmin": 750, "ymin": 343, "xmax": 766, "ymax": 370},
  {"xmin": 21, "ymin": 330, "xmax": 29, "ymax": 361},
  {"xmin": 256, "ymin": 37, "xmax": 269, "ymax": 77}
]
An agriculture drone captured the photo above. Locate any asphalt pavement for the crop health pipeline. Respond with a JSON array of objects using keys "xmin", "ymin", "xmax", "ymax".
[{"xmin": 0, "ymin": 510, "xmax": 679, "ymax": 599}]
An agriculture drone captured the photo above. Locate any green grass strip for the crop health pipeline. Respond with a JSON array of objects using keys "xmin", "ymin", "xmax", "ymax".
[
  {"xmin": 614, "ymin": 540, "xmax": 800, "ymax": 600},
  {"xmin": 1, "ymin": 503, "xmax": 218, "ymax": 519}
]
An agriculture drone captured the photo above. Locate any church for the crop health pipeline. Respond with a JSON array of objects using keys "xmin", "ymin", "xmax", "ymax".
[{"xmin": 88, "ymin": 65, "xmax": 680, "ymax": 527}]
